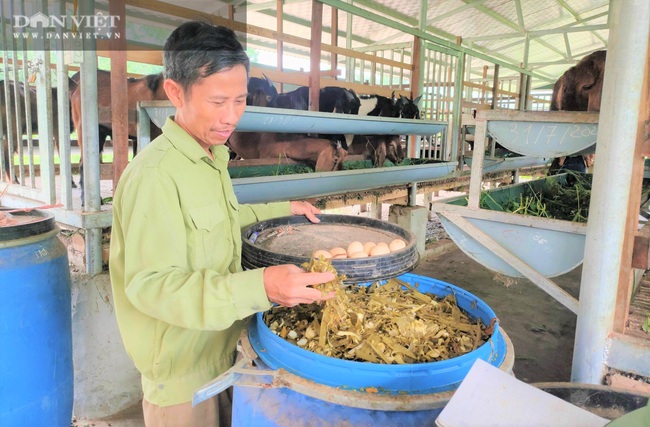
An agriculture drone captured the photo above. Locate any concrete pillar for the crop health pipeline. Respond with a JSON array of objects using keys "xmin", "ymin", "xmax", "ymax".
[
  {"xmin": 571, "ymin": 0, "xmax": 650, "ymax": 384},
  {"xmin": 389, "ymin": 205, "xmax": 428, "ymax": 256}
]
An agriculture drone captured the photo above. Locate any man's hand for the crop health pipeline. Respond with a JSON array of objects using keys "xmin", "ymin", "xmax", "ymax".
[
  {"xmin": 290, "ymin": 201, "xmax": 322, "ymax": 223},
  {"xmin": 263, "ymin": 264, "xmax": 335, "ymax": 307}
]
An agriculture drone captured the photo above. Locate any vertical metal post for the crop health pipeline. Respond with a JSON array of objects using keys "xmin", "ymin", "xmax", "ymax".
[
  {"xmin": 137, "ymin": 104, "xmax": 152, "ymax": 151},
  {"xmin": 571, "ymin": 0, "xmax": 650, "ymax": 384},
  {"xmin": 408, "ymin": 182, "xmax": 417, "ymax": 207},
  {"xmin": 79, "ymin": 0, "xmax": 103, "ymax": 275},
  {"xmin": 34, "ymin": 0, "xmax": 55, "ymax": 203},
  {"xmin": 451, "ymin": 52, "xmax": 465, "ymax": 165},
  {"xmin": 345, "ymin": 0, "xmax": 353, "ymax": 82},
  {"xmin": 56, "ymin": 0, "xmax": 72, "ymax": 209}
]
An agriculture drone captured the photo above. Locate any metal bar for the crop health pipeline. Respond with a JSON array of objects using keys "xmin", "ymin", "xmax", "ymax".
[
  {"xmin": 9, "ymin": 1, "xmax": 24, "ymax": 186},
  {"xmin": 451, "ymin": 53, "xmax": 465, "ymax": 164},
  {"xmin": 518, "ymin": 35, "xmax": 530, "ymax": 110},
  {"xmin": 56, "ymin": 0, "xmax": 73, "ymax": 209},
  {"xmin": 231, "ymin": 162, "xmax": 458, "ymax": 204},
  {"xmin": 137, "ymin": 104, "xmax": 152, "ymax": 151},
  {"xmin": 140, "ymin": 103, "xmax": 447, "ymax": 135},
  {"xmin": 572, "ymin": 0, "xmax": 650, "ymax": 385},
  {"xmin": 79, "ymin": 0, "xmax": 103, "ymax": 276},
  {"xmin": 441, "ymin": 212, "xmax": 579, "ymax": 314},
  {"xmin": 34, "ymin": 0, "xmax": 54, "ymax": 204},
  {"xmin": 318, "ymin": 0, "xmax": 549, "ymax": 81},
  {"xmin": 17, "ymin": 0, "xmax": 31, "ymax": 187},
  {"xmin": 408, "ymin": 182, "xmax": 417, "ymax": 207},
  {"xmin": 0, "ymin": 193, "xmax": 113, "ymax": 229},
  {"xmin": 2, "ymin": 10, "xmax": 16, "ymax": 185}
]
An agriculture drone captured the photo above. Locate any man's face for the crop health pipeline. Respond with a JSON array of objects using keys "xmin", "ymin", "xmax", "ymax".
[{"xmin": 168, "ymin": 64, "xmax": 248, "ymax": 153}]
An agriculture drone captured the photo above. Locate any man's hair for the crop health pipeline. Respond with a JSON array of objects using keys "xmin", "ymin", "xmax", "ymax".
[{"xmin": 163, "ymin": 21, "xmax": 250, "ymax": 90}]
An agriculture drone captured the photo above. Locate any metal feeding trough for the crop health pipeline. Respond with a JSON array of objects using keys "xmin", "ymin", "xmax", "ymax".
[
  {"xmin": 432, "ymin": 174, "xmax": 588, "ymax": 314},
  {"xmin": 241, "ymin": 214, "xmax": 419, "ymax": 283},
  {"xmin": 483, "ymin": 110, "xmax": 600, "ymax": 157},
  {"xmin": 437, "ymin": 174, "xmax": 587, "ymax": 278}
]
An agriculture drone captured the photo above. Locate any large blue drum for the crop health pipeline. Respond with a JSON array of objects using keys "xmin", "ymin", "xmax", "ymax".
[
  {"xmin": 0, "ymin": 209, "xmax": 73, "ymax": 426},
  {"xmin": 235, "ymin": 273, "xmax": 515, "ymax": 426}
]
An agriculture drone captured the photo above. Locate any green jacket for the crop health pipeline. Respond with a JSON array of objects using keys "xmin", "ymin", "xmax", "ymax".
[{"xmin": 109, "ymin": 118, "xmax": 290, "ymax": 406}]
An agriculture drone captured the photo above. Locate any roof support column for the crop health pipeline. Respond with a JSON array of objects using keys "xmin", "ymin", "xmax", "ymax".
[{"xmin": 571, "ymin": 0, "xmax": 650, "ymax": 384}]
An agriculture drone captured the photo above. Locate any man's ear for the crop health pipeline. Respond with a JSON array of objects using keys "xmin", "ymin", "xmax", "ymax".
[{"xmin": 164, "ymin": 79, "xmax": 185, "ymax": 108}]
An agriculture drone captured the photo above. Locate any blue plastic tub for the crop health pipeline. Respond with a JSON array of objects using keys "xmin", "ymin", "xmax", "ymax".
[
  {"xmin": 233, "ymin": 273, "xmax": 513, "ymax": 426},
  {"xmin": 249, "ymin": 273, "xmax": 506, "ymax": 395},
  {"xmin": 0, "ymin": 210, "xmax": 73, "ymax": 426}
]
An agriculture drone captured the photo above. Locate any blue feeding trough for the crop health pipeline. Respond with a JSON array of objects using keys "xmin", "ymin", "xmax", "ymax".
[
  {"xmin": 484, "ymin": 111, "xmax": 599, "ymax": 157},
  {"xmin": 433, "ymin": 174, "xmax": 588, "ymax": 279},
  {"xmin": 217, "ymin": 273, "xmax": 514, "ymax": 426}
]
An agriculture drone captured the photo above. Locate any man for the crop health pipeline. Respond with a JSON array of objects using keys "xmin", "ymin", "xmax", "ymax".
[{"xmin": 109, "ymin": 22, "xmax": 335, "ymax": 426}]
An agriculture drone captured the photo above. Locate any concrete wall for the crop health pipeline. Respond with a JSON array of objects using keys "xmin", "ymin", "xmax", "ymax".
[{"xmin": 70, "ymin": 271, "xmax": 142, "ymax": 419}]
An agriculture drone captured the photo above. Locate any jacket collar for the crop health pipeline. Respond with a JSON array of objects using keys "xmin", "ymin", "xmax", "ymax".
[{"xmin": 162, "ymin": 117, "xmax": 230, "ymax": 167}]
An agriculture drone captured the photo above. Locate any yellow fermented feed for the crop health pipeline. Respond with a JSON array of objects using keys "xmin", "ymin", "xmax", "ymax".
[{"xmin": 265, "ymin": 259, "xmax": 491, "ymax": 364}]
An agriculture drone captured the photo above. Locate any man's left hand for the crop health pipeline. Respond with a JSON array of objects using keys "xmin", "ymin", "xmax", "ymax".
[{"xmin": 290, "ymin": 201, "xmax": 321, "ymax": 223}]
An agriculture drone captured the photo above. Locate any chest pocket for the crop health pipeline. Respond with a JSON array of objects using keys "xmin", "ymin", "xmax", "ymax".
[{"xmin": 189, "ymin": 203, "xmax": 231, "ymax": 270}]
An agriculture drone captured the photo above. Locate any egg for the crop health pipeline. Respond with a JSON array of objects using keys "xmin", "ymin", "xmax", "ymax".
[
  {"xmin": 330, "ymin": 247, "xmax": 347, "ymax": 257},
  {"xmin": 313, "ymin": 249, "xmax": 332, "ymax": 259},
  {"xmin": 363, "ymin": 241, "xmax": 376, "ymax": 255},
  {"xmin": 347, "ymin": 241, "xmax": 364, "ymax": 256},
  {"xmin": 370, "ymin": 244, "xmax": 390, "ymax": 256},
  {"xmin": 332, "ymin": 253, "xmax": 348, "ymax": 259},
  {"xmin": 348, "ymin": 251, "xmax": 368, "ymax": 259},
  {"xmin": 389, "ymin": 239, "xmax": 407, "ymax": 252},
  {"xmin": 376, "ymin": 242, "xmax": 390, "ymax": 250}
]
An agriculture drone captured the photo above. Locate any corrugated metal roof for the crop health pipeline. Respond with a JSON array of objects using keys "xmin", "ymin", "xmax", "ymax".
[{"xmin": 238, "ymin": 0, "xmax": 609, "ymax": 85}]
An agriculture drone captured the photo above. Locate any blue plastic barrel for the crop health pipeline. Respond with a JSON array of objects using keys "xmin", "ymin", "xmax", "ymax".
[
  {"xmin": 0, "ymin": 209, "xmax": 73, "ymax": 426},
  {"xmin": 237, "ymin": 273, "xmax": 514, "ymax": 426}
]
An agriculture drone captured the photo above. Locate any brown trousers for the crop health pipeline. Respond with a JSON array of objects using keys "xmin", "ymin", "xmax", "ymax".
[{"xmin": 142, "ymin": 388, "xmax": 233, "ymax": 427}]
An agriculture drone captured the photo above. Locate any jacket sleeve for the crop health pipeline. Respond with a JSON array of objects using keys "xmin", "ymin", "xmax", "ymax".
[
  {"xmin": 237, "ymin": 202, "xmax": 292, "ymax": 229},
  {"xmin": 115, "ymin": 168, "xmax": 272, "ymax": 331}
]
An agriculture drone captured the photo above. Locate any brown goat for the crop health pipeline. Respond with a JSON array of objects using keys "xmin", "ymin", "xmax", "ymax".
[{"xmin": 227, "ymin": 132, "xmax": 347, "ymax": 172}]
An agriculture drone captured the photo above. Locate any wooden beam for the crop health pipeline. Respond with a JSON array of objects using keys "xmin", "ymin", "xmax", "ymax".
[
  {"xmin": 309, "ymin": 0, "xmax": 323, "ymax": 111},
  {"xmin": 411, "ymin": 35, "xmax": 422, "ymax": 99},
  {"xmin": 632, "ymin": 223, "xmax": 650, "ymax": 270},
  {"xmin": 331, "ymin": 4, "xmax": 338, "ymax": 80},
  {"xmin": 277, "ymin": 0, "xmax": 284, "ymax": 93},
  {"xmin": 491, "ymin": 64, "xmax": 500, "ymax": 110},
  {"xmin": 109, "ymin": 0, "xmax": 129, "ymax": 189}
]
